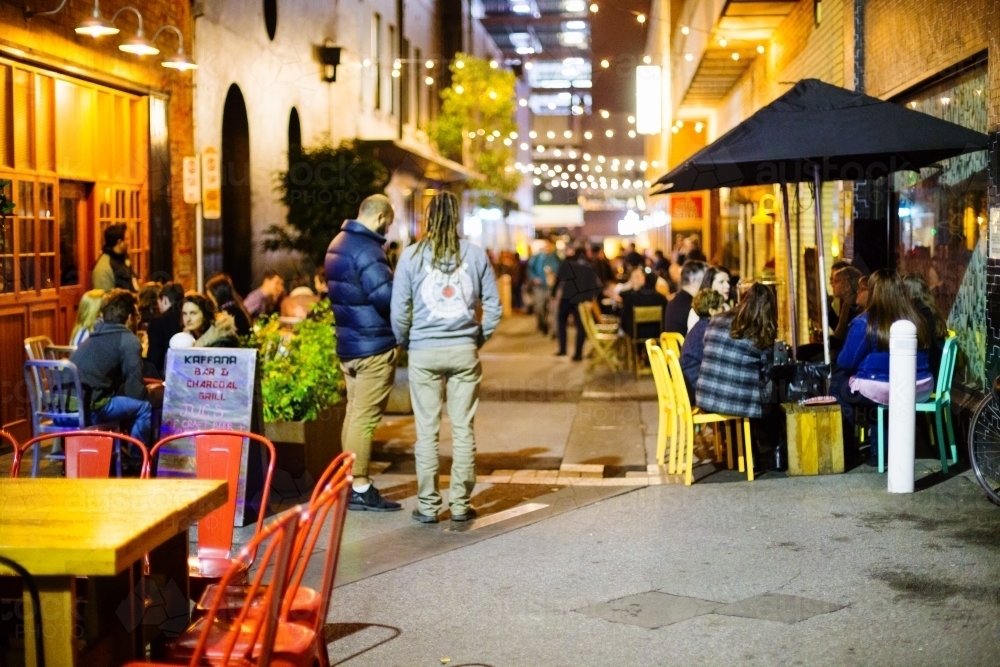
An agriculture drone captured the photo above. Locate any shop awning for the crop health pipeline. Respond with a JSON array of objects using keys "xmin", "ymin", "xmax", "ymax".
[{"xmin": 361, "ymin": 139, "xmax": 483, "ymax": 184}]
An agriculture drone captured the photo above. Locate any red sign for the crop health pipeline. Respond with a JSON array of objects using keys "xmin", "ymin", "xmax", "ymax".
[{"xmin": 670, "ymin": 195, "xmax": 704, "ymax": 220}]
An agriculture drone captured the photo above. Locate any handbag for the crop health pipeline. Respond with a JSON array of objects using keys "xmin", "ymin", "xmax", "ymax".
[{"xmin": 775, "ymin": 362, "xmax": 830, "ymax": 402}]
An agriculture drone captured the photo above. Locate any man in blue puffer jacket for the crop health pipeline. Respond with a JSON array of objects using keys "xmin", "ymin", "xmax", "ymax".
[{"xmin": 325, "ymin": 194, "xmax": 401, "ymax": 512}]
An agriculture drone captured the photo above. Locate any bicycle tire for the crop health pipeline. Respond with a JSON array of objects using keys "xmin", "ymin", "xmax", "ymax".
[{"xmin": 969, "ymin": 392, "xmax": 1000, "ymax": 506}]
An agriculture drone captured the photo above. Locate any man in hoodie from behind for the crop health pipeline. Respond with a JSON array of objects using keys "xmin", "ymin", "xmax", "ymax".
[
  {"xmin": 391, "ymin": 193, "xmax": 503, "ymax": 523},
  {"xmin": 70, "ymin": 289, "xmax": 159, "ymax": 474}
]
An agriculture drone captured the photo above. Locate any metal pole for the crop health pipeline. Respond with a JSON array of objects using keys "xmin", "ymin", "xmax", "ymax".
[
  {"xmin": 780, "ymin": 180, "xmax": 798, "ymax": 361},
  {"xmin": 813, "ymin": 167, "xmax": 831, "ymax": 367},
  {"xmin": 888, "ymin": 319, "xmax": 917, "ymax": 493},
  {"xmin": 195, "ymin": 201, "xmax": 204, "ymax": 292}
]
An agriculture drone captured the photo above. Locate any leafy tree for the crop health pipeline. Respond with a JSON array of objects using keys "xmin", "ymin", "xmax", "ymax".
[
  {"xmin": 430, "ymin": 54, "xmax": 521, "ymax": 198},
  {"xmin": 267, "ymin": 138, "xmax": 390, "ymax": 267}
]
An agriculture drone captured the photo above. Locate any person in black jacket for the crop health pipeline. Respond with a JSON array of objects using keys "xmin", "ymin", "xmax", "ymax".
[
  {"xmin": 663, "ymin": 260, "xmax": 707, "ymax": 335},
  {"xmin": 145, "ymin": 281, "xmax": 185, "ymax": 376},
  {"xmin": 325, "ymin": 194, "xmax": 401, "ymax": 512},
  {"xmin": 70, "ymin": 290, "xmax": 157, "ymax": 466},
  {"xmin": 206, "ymin": 273, "xmax": 253, "ymax": 338},
  {"xmin": 554, "ymin": 242, "xmax": 603, "ymax": 361}
]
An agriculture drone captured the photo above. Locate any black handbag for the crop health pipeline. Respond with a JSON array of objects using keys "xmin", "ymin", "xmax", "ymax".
[{"xmin": 773, "ymin": 361, "xmax": 830, "ymax": 402}]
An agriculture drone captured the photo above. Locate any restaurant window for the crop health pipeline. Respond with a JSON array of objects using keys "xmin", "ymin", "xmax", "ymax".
[
  {"xmin": 894, "ymin": 60, "xmax": 988, "ymax": 389},
  {"xmin": 388, "ymin": 25, "xmax": 397, "ymax": 117}
]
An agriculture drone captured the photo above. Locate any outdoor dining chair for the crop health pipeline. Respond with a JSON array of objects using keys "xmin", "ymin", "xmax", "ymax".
[
  {"xmin": 127, "ymin": 507, "xmax": 304, "ymax": 667},
  {"xmin": 628, "ymin": 305, "xmax": 663, "ymax": 377},
  {"xmin": 577, "ymin": 302, "xmax": 622, "ymax": 371},
  {"xmin": 875, "ymin": 335, "xmax": 959, "ymax": 474},
  {"xmin": 195, "ymin": 454, "xmax": 354, "ymax": 667},
  {"xmin": 660, "ymin": 332, "xmax": 684, "ymax": 360},
  {"xmin": 660, "ymin": 349, "xmax": 754, "ymax": 485},
  {"xmin": 147, "ymin": 430, "xmax": 277, "ymax": 592},
  {"xmin": 645, "ymin": 340, "xmax": 678, "ymax": 471},
  {"xmin": 22, "ymin": 360, "xmax": 119, "ymax": 476},
  {"xmin": 23, "ymin": 335, "xmax": 54, "ymax": 361},
  {"xmin": 12, "ymin": 430, "xmax": 149, "ymax": 479}
]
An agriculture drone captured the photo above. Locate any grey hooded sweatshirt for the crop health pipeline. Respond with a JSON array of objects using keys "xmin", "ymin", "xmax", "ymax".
[{"xmin": 390, "ymin": 239, "xmax": 502, "ymax": 350}]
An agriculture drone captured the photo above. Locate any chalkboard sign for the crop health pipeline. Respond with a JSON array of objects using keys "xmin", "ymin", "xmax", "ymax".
[{"xmin": 158, "ymin": 349, "xmax": 260, "ymax": 525}]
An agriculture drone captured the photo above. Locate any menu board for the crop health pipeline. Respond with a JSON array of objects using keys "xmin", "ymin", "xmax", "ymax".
[{"xmin": 158, "ymin": 349, "xmax": 260, "ymax": 525}]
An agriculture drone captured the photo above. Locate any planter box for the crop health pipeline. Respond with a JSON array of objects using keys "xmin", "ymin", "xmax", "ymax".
[
  {"xmin": 385, "ymin": 366, "xmax": 412, "ymax": 415},
  {"xmin": 264, "ymin": 401, "xmax": 346, "ymax": 483}
]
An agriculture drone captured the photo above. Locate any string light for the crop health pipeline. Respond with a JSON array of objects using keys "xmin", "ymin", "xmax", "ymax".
[
  {"xmin": 643, "ymin": 55, "xmax": 651, "ymax": 64},
  {"xmin": 590, "ymin": 3, "xmax": 598, "ymax": 12},
  {"xmin": 455, "ymin": 85, "xmax": 464, "ymax": 94},
  {"xmin": 601, "ymin": 59, "xmax": 610, "ymax": 68},
  {"xmin": 455, "ymin": 60, "xmax": 464, "ymax": 68},
  {"xmin": 731, "ymin": 52, "xmax": 739, "ymax": 61},
  {"xmin": 681, "ymin": 26, "xmax": 690, "ymax": 35},
  {"xmin": 584, "ymin": 131, "xmax": 593, "ymax": 139},
  {"xmin": 719, "ymin": 38, "xmax": 727, "ymax": 47},
  {"xmin": 637, "ymin": 13, "xmax": 646, "ymax": 23},
  {"xmin": 685, "ymin": 53, "xmax": 693, "ymax": 61},
  {"xmin": 600, "ymin": 109, "xmax": 610, "ymax": 118},
  {"xmin": 425, "ymin": 76, "xmax": 434, "ymax": 85},
  {"xmin": 756, "ymin": 45, "xmax": 765, "ymax": 54}
]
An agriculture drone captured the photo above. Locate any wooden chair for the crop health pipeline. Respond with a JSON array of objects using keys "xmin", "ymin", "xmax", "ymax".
[
  {"xmin": 45, "ymin": 344, "xmax": 77, "ymax": 360},
  {"xmin": 577, "ymin": 302, "xmax": 621, "ymax": 371},
  {"xmin": 12, "ymin": 430, "xmax": 148, "ymax": 478},
  {"xmin": 128, "ymin": 507, "xmax": 304, "ymax": 667},
  {"xmin": 660, "ymin": 332, "xmax": 684, "ymax": 359},
  {"xmin": 628, "ymin": 305, "xmax": 663, "ymax": 377},
  {"xmin": 876, "ymin": 335, "xmax": 960, "ymax": 473},
  {"xmin": 661, "ymin": 349, "xmax": 755, "ymax": 485},
  {"xmin": 148, "ymin": 430, "xmax": 277, "ymax": 591},
  {"xmin": 23, "ymin": 335, "xmax": 53, "ymax": 361},
  {"xmin": 645, "ymin": 340, "xmax": 678, "ymax": 471}
]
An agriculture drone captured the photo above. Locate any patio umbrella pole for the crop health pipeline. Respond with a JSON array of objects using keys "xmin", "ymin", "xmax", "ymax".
[
  {"xmin": 780, "ymin": 180, "xmax": 798, "ymax": 361},
  {"xmin": 813, "ymin": 166, "xmax": 832, "ymax": 368}
]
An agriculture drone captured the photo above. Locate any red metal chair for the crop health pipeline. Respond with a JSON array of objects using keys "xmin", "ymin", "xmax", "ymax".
[
  {"xmin": 11, "ymin": 430, "xmax": 149, "ymax": 478},
  {"xmin": 124, "ymin": 506, "xmax": 305, "ymax": 667},
  {"xmin": 148, "ymin": 430, "xmax": 277, "ymax": 586},
  {"xmin": 1, "ymin": 430, "xmax": 18, "ymax": 476},
  {"xmin": 197, "ymin": 453, "xmax": 354, "ymax": 667}
]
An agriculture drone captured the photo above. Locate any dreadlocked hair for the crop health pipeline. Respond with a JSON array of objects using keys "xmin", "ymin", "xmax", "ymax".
[{"xmin": 417, "ymin": 192, "xmax": 462, "ymax": 271}]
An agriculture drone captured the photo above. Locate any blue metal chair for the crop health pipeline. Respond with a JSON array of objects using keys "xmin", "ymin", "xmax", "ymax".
[
  {"xmin": 22, "ymin": 360, "xmax": 117, "ymax": 476},
  {"xmin": 876, "ymin": 336, "xmax": 959, "ymax": 473}
]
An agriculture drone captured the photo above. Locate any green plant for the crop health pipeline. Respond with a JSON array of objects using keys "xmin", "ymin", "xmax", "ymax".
[
  {"xmin": 267, "ymin": 137, "xmax": 390, "ymax": 267},
  {"xmin": 430, "ymin": 54, "xmax": 521, "ymax": 199},
  {"xmin": 247, "ymin": 305, "xmax": 344, "ymax": 422}
]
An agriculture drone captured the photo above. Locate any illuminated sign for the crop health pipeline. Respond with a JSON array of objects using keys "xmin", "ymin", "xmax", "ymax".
[{"xmin": 636, "ymin": 66, "xmax": 662, "ymax": 135}]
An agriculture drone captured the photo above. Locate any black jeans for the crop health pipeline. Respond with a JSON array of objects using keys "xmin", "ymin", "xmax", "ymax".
[
  {"xmin": 832, "ymin": 369, "xmax": 878, "ymax": 463},
  {"xmin": 557, "ymin": 299, "xmax": 585, "ymax": 359}
]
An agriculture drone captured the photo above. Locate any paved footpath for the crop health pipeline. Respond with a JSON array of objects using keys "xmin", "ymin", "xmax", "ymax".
[{"xmin": 326, "ymin": 316, "xmax": 1000, "ymax": 665}]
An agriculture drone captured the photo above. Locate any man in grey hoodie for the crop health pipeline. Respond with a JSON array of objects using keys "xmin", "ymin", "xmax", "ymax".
[{"xmin": 391, "ymin": 193, "xmax": 502, "ymax": 523}]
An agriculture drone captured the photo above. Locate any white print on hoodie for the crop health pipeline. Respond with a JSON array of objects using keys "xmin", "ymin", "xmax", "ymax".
[{"xmin": 420, "ymin": 263, "xmax": 473, "ymax": 321}]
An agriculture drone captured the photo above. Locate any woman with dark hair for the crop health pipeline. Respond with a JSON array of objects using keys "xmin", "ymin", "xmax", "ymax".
[
  {"xmin": 902, "ymin": 272, "xmax": 947, "ymax": 380},
  {"xmin": 687, "ymin": 265, "xmax": 732, "ymax": 331},
  {"xmin": 696, "ymin": 282, "xmax": 777, "ymax": 421},
  {"xmin": 137, "ymin": 283, "xmax": 161, "ymax": 331},
  {"xmin": 181, "ymin": 294, "xmax": 240, "ymax": 348},
  {"xmin": 205, "ymin": 273, "xmax": 252, "ymax": 338},
  {"xmin": 836, "ymin": 270, "xmax": 933, "ymax": 464},
  {"xmin": 146, "ymin": 281, "xmax": 185, "ymax": 375}
]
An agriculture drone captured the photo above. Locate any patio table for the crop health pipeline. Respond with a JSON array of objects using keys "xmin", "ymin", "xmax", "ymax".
[{"xmin": 0, "ymin": 478, "xmax": 227, "ymax": 667}]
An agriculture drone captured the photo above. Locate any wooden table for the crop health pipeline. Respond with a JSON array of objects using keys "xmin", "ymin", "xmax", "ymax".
[{"xmin": 0, "ymin": 478, "xmax": 228, "ymax": 667}]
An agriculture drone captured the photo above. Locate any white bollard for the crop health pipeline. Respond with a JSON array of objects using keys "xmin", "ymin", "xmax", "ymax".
[{"xmin": 887, "ymin": 319, "xmax": 917, "ymax": 493}]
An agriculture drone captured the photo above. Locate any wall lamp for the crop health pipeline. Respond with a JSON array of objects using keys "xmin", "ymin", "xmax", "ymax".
[
  {"xmin": 319, "ymin": 41, "xmax": 342, "ymax": 82},
  {"xmin": 154, "ymin": 25, "xmax": 198, "ymax": 70},
  {"xmin": 113, "ymin": 7, "xmax": 158, "ymax": 55}
]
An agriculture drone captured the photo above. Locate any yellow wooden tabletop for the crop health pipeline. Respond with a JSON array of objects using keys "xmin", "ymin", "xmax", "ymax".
[{"xmin": 0, "ymin": 478, "xmax": 228, "ymax": 576}]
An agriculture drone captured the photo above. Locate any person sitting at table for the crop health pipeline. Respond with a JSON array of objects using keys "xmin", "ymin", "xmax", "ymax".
[
  {"xmin": 619, "ymin": 267, "xmax": 668, "ymax": 340},
  {"xmin": 903, "ymin": 272, "xmax": 947, "ymax": 382},
  {"xmin": 680, "ymin": 288, "xmax": 726, "ymax": 401},
  {"xmin": 69, "ymin": 288, "xmax": 104, "ymax": 347},
  {"xmin": 145, "ymin": 281, "xmax": 185, "ymax": 376},
  {"xmin": 181, "ymin": 294, "xmax": 240, "ymax": 348},
  {"xmin": 137, "ymin": 282, "xmax": 161, "ymax": 332},
  {"xmin": 696, "ymin": 282, "xmax": 777, "ymax": 472},
  {"xmin": 687, "ymin": 265, "xmax": 732, "ymax": 332},
  {"xmin": 836, "ymin": 269, "xmax": 933, "ymax": 465},
  {"xmin": 663, "ymin": 260, "xmax": 706, "ymax": 335},
  {"xmin": 206, "ymin": 273, "xmax": 253, "ymax": 339},
  {"xmin": 71, "ymin": 289, "xmax": 158, "ymax": 471}
]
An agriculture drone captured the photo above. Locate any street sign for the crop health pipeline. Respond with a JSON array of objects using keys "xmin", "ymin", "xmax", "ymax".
[
  {"xmin": 202, "ymin": 146, "xmax": 222, "ymax": 220},
  {"xmin": 182, "ymin": 156, "xmax": 201, "ymax": 204}
]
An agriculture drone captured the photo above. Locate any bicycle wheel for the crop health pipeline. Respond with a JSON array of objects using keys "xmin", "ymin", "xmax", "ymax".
[{"xmin": 969, "ymin": 392, "xmax": 1000, "ymax": 506}]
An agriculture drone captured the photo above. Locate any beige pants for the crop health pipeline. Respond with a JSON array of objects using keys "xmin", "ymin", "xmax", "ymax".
[
  {"xmin": 340, "ymin": 347, "xmax": 398, "ymax": 479},
  {"xmin": 409, "ymin": 344, "xmax": 482, "ymax": 515}
]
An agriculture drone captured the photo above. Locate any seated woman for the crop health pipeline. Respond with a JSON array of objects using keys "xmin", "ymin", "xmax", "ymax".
[
  {"xmin": 206, "ymin": 273, "xmax": 253, "ymax": 338},
  {"xmin": 902, "ymin": 272, "xmax": 947, "ymax": 382},
  {"xmin": 70, "ymin": 288, "xmax": 104, "ymax": 346},
  {"xmin": 836, "ymin": 270, "xmax": 933, "ymax": 462},
  {"xmin": 181, "ymin": 294, "xmax": 240, "ymax": 348},
  {"xmin": 619, "ymin": 268, "xmax": 668, "ymax": 340},
  {"xmin": 687, "ymin": 265, "xmax": 732, "ymax": 332},
  {"xmin": 679, "ymin": 288, "xmax": 726, "ymax": 400},
  {"xmin": 696, "ymin": 282, "xmax": 776, "ymax": 423}
]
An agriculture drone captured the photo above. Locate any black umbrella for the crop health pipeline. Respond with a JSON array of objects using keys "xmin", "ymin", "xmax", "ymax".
[{"xmin": 653, "ymin": 78, "xmax": 989, "ymax": 364}]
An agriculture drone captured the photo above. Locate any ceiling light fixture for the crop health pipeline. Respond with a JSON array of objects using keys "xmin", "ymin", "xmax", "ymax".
[
  {"xmin": 115, "ymin": 7, "xmax": 158, "ymax": 55},
  {"xmin": 71, "ymin": 1, "xmax": 120, "ymax": 37},
  {"xmin": 156, "ymin": 25, "xmax": 198, "ymax": 70}
]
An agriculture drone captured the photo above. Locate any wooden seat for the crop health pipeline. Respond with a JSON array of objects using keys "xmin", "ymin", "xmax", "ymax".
[
  {"xmin": 577, "ymin": 302, "xmax": 622, "ymax": 371},
  {"xmin": 656, "ymin": 348, "xmax": 755, "ymax": 485}
]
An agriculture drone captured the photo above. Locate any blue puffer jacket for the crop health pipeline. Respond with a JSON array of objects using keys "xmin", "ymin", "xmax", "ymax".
[{"xmin": 325, "ymin": 220, "xmax": 396, "ymax": 360}]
